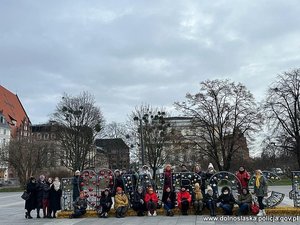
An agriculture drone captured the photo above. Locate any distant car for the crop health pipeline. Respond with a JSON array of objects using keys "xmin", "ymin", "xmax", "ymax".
[{"xmin": 270, "ymin": 168, "xmax": 284, "ymax": 175}]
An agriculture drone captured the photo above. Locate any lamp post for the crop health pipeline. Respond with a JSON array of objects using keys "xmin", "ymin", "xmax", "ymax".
[{"xmin": 134, "ymin": 116, "xmax": 145, "ymax": 166}]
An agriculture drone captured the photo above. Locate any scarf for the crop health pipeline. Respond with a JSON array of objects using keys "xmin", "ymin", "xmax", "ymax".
[
  {"xmin": 255, "ymin": 175, "xmax": 261, "ymax": 188},
  {"xmin": 53, "ymin": 181, "xmax": 61, "ymax": 191}
]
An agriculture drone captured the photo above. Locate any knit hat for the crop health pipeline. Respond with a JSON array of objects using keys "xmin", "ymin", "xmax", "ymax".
[
  {"xmin": 116, "ymin": 187, "xmax": 123, "ymax": 192},
  {"xmin": 75, "ymin": 170, "xmax": 80, "ymax": 175},
  {"xmin": 208, "ymin": 163, "xmax": 214, "ymax": 169},
  {"xmin": 206, "ymin": 185, "xmax": 213, "ymax": 192}
]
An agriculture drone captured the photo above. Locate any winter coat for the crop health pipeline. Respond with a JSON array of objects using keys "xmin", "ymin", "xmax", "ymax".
[
  {"xmin": 72, "ymin": 175, "xmax": 83, "ymax": 200},
  {"xmin": 42, "ymin": 182, "xmax": 51, "ymax": 200},
  {"xmin": 25, "ymin": 181, "xmax": 38, "ymax": 210},
  {"xmin": 192, "ymin": 189, "xmax": 203, "ymax": 202},
  {"xmin": 203, "ymin": 193, "xmax": 216, "ymax": 203},
  {"xmin": 132, "ymin": 191, "xmax": 145, "ymax": 205},
  {"xmin": 73, "ymin": 197, "xmax": 87, "ymax": 210},
  {"xmin": 196, "ymin": 171, "xmax": 206, "ymax": 193},
  {"xmin": 237, "ymin": 192, "xmax": 252, "ymax": 207},
  {"xmin": 177, "ymin": 191, "xmax": 191, "ymax": 207},
  {"xmin": 236, "ymin": 170, "xmax": 251, "ymax": 188},
  {"xmin": 254, "ymin": 176, "xmax": 268, "ymax": 197},
  {"xmin": 36, "ymin": 180, "xmax": 45, "ymax": 208},
  {"xmin": 162, "ymin": 191, "xmax": 176, "ymax": 206},
  {"xmin": 114, "ymin": 193, "xmax": 129, "ymax": 209},
  {"xmin": 100, "ymin": 191, "xmax": 113, "ymax": 208},
  {"xmin": 144, "ymin": 192, "xmax": 158, "ymax": 204},
  {"xmin": 49, "ymin": 185, "xmax": 62, "ymax": 211},
  {"xmin": 114, "ymin": 176, "xmax": 125, "ymax": 194},
  {"xmin": 164, "ymin": 170, "xmax": 172, "ymax": 190},
  {"xmin": 217, "ymin": 193, "xmax": 236, "ymax": 206}
]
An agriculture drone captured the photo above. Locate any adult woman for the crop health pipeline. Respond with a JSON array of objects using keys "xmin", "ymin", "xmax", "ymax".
[
  {"xmin": 237, "ymin": 188, "xmax": 252, "ymax": 215},
  {"xmin": 217, "ymin": 186, "xmax": 236, "ymax": 215},
  {"xmin": 49, "ymin": 177, "xmax": 62, "ymax": 218},
  {"xmin": 98, "ymin": 188, "xmax": 113, "ymax": 218},
  {"xmin": 254, "ymin": 170, "xmax": 268, "ymax": 216},
  {"xmin": 25, "ymin": 177, "xmax": 38, "ymax": 219}
]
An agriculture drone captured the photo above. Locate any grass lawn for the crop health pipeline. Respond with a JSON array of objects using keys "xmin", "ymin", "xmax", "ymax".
[{"xmin": 0, "ymin": 186, "xmax": 23, "ymax": 192}]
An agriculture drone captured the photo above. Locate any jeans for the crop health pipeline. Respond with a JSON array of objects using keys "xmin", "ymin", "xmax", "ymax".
[
  {"xmin": 163, "ymin": 201, "xmax": 174, "ymax": 211},
  {"xmin": 219, "ymin": 203, "xmax": 233, "ymax": 215},
  {"xmin": 238, "ymin": 203, "xmax": 249, "ymax": 215},
  {"xmin": 206, "ymin": 200, "xmax": 216, "ymax": 216}
]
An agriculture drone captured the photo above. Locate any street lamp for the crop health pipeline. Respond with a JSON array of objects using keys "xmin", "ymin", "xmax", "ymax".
[{"xmin": 134, "ymin": 116, "xmax": 145, "ymax": 166}]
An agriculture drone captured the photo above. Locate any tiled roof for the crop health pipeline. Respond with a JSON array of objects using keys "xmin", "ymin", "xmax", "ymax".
[{"xmin": 0, "ymin": 85, "xmax": 30, "ymax": 135}]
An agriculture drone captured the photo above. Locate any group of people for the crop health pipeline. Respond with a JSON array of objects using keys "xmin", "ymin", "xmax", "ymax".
[
  {"xmin": 24, "ymin": 175, "xmax": 62, "ymax": 219},
  {"xmin": 68, "ymin": 163, "xmax": 268, "ymax": 219}
]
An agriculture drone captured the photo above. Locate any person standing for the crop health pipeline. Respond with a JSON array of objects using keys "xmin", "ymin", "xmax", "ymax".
[
  {"xmin": 42, "ymin": 177, "xmax": 52, "ymax": 218},
  {"xmin": 254, "ymin": 170, "xmax": 268, "ymax": 216},
  {"xmin": 36, "ymin": 175, "xmax": 46, "ymax": 218},
  {"xmin": 49, "ymin": 177, "xmax": 62, "ymax": 218},
  {"xmin": 72, "ymin": 170, "xmax": 82, "ymax": 201},
  {"xmin": 163, "ymin": 164, "xmax": 172, "ymax": 191},
  {"xmin": 194, "ymin": 164, "xmax": 206, "ymax": 195},
  {"xmin": 25, "ymin": 177, "xmax": 38, "ymax": 219},
  {"xmin": 236, "ymin": 166, "xmax": 251, "ymax": 190}
]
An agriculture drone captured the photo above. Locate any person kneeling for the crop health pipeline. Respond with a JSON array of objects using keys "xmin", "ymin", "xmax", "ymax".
[
  {"xmin": 114, "ymin": 187, "xmax": 129, "ymax": 218},
  {"xmin": 217, "ymin": 186, "xmax": 236, "ymax": 215},
  {"xmin": 192, "ymin": 183, "xmax": 204, "ymax": 215},
  {"xmin": 236, "ymin": 188, "xmax": 252, "ymax": 215},
  {"xmin": 98, "ymin": 188, "xmax": 112, "ymax": 218},
  {"xmin": 69, "ymin": 191, "xmax": 87, "ymax": 219},
  {"xmin": 145, "ymin": 187, "xmax": 158, "ymax": 216},
  {"xmin": 204, "ymin": 186, "xmax": 216, "ymax": 216},
  {"xmin": 162, "ymin": 186, "xmax": 176, "ymax": 216},
  {"xmin": 132, "ymin": 186, "xmax": 146, "ymax": 216},
  {"xmin": 177, "ymin": 186, "xmax": 191, "ymax": 215}
]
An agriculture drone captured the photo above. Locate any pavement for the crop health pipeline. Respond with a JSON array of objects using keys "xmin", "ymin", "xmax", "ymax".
[{"xmin": 1, "ymin": 186, "xmax": 300, "ymax": 225}]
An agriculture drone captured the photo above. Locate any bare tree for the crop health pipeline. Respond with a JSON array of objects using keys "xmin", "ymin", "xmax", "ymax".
[
  {"xmin": 175, "ymin": 79, "xmax": 262, "ymax": 171},
  {"xmin": 100, "ymin": 121, "xmax": 139, "ymax": 164},
  {"xmin": 131, "ymin": 105, "xmax": 171, "ymax": 178},
  {"xmin": 51, "ymin": 92, "xmax": 104, "ymax": 172},
  {"xmin": 263, "ymin": 68, "xmax": 300, "ymax": 169},
  {"xmin": 1, "ymin": 139, "xmax": 50, "ymax": 187}
]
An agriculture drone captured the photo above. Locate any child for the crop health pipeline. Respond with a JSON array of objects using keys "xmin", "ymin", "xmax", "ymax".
[
  {"xmin": 144, "ymin": 187, "xmax": 159, "ymax": 216},
  {"xmin": 237, "ymin": 188, "xmax": 252, "ymax": 215},
  {"xmin": 114, "ymin": 187, "xmax": 129, "ymax": 218}
]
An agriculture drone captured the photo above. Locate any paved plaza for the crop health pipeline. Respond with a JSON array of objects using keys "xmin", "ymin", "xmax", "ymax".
[{"xmin": 1, "ymin": 187, "xmax": 300, "ymax": 225}]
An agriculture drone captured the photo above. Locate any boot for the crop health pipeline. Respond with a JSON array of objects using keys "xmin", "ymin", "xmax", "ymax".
[
  {"xmin": 37, "ymin": 209, "xmax": 41, "ymax": 218},
  {"xmin": 116, "ymin": 208, "xmax": 122, "ymax": 218},
  {"xmin": 262, "ymin": 209, "xmax": 266, "ymax": 216},
  {"xmin": 153, "ymin": 210, "xmax": 157, "ymax": 216},
  {"xmin": 27, "ymin": 210, "xmax": 33, "ymax": 219},
  {"xmin": 257, "ymin": 210, "xmax": 263, "ymax": 216}
]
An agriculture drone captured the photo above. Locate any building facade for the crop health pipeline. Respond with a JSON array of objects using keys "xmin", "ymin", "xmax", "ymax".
[{"xmin": 95, "ymin": 138, "xmax": 130, "ymax": 170}]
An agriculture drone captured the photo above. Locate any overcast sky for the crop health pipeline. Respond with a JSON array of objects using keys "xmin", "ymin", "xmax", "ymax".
[{"xmin": 1, "ymin": 0, "xmax": 300, "ymax": 130}]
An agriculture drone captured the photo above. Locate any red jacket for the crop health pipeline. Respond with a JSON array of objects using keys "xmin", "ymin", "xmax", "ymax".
[
  {"xmin": 236, "ymin": 170, "xmax": 251, "ymax": 188},
  {"xmin": 145, "ymin": 192, "xmax": 158, "ymax": 204},
  {"xmin": 177, "ymin": 191, "xmax": 191, "ymax": 207}
]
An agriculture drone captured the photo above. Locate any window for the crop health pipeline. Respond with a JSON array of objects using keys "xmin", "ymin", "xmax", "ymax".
[
  {"xmin": 3, "ymin": 129, "xmax": 6, "ymax": 135},
  {"xmin": 0, "ymin": 116, "xmax": 3, "ymax": 124}
]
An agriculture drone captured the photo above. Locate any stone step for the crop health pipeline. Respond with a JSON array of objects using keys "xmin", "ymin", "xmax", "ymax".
[{"xmin": 57, "ymin": 207, "xmax": 300, "ymax": 218}]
